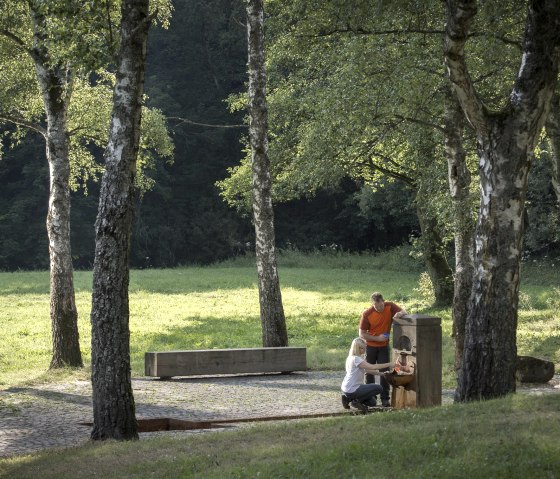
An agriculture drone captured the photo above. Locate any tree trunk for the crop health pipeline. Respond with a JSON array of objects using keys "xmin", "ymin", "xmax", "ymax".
[
  {"xmin": 90, "ymin": 0, "xmax": 151, "ymax": 441},
  {"xmin": 30, "ymin": 7, "xmax": 82, "ymax": 368},
  {"xmin": 415, "ymin": 202, "xmax": 454, "ymax": 307},
  {"xmin": 460, "ymin": 122, "xmax": 534, "ymax": 399},
  {"xmin": 445, "ymin": 0, "xmax": 560, "ymax": 400},
  {"xmin": 246, "ymin": 0, "xmax": 288, "ymax": 347},
  {"xmin": 443, "ymin": 87, "xmax": 474, "ymax": 387},
  {"xmin": 545, "ymin": 93, "xmax": 560, "ymax": 203}
]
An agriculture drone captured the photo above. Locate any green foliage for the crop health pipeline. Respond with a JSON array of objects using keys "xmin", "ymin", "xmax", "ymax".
[
  {"xmin": 414, "ymin": 271, "xmax": 436, "ymax": 306},
  {"xmin": 219, "ymin": 0, "xmax": 557, "ymax": 267},
  {"xmin": 250, "ymin": 0, "xmax": 449, "ymax": 195},
  {"xmin": 0, "ymin": 1, "xmax": 174, "ymax": 272},
  {"xmin": 2, "ymin": 0, "xmax": 557, "ymax": 270},
  {"xmin": 66, "ymin": 73, "xmax": 174, "ymax": 194},
  {"xmin": 0, "ymin": 1, "xmax": 174, "ymax": 192},
  {"xmin": 28, "ymin": 0, "xmax": 117, "ymax": 72},
  {"xmin": 0, "ymin": 137, "xmax": 50, "ymax": 270},
  {"xmin": 524, "ymin": 149, "xmax": 560, "ymax": 257},
  {"xmin": 0, "ymin": 42, "xmax": 41, "ymax": 121},
  {"xmin": 218, "ymin": 0, "xmax": 463, "ymax": 266},
  {"xmin": 1, "ymin": 0, "xmax": 250, "ymax": 270},
  {"xmin": 19, "ymin": 0, "xmax": 173, "ymax": 73}
]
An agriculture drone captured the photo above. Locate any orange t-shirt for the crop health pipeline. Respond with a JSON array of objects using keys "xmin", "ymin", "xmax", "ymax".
[{"xmin": 359, "ymin": 301, "xmax": 401, "ymax": 347}]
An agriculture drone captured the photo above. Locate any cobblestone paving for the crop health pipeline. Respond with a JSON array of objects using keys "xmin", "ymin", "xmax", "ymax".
[{"xmin": 1, "ymin": 371, "xmax": 558, "ymax": 459}]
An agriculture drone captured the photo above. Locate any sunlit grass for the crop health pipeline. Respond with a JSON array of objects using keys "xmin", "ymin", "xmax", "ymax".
[{"xmin": 1, "ymin": 251, "xmax": 558, "ymax": 388}]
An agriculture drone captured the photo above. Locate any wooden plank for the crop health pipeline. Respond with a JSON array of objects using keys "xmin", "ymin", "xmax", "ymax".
[{"xmin": 145, "ymin": 347, "xmax": 307, "ymax": 378}]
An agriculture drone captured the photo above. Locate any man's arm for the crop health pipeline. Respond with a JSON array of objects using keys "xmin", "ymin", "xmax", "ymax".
[
  {"xmin": 390, "ymin": 302, "xmax": 407, "ymax": 319},
  {"xmin": 359, "ymin": 329, "xmax": 388, "ymax": 342}
]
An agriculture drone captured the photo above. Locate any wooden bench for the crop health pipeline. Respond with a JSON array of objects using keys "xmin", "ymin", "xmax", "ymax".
[{"xmin": 145, "ymin": 347, "xmax": 307, "ymax": 379}]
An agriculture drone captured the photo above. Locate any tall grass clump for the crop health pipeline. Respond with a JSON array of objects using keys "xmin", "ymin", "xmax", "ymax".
[{"xmin": 219, "ymin": 243, "xmax": 424, "ymax": 272}]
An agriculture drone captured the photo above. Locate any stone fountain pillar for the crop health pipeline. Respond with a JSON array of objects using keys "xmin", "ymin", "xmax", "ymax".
[{"xmin": 389, "ymin": 314, "xmax": 442, "ymax": 408}]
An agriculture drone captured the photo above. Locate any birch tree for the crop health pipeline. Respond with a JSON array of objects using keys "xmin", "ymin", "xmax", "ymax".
[
  {"xmin": 0, "ymin": 1, "xmax": 172, "ymax": 369},
  {"xmin": 444, "ymin": 0, "xmax": 560, "ymax": 400},
  {"xmin": 1, "ymin": 1, "xmax": 82, "ymax": 368},
  {"xmin": 246, "ymin": 0, "xmax": 288, "ymax": 347},
  {"xmin": 221, "ymin": 1, "xmax": 460, "ymax": 306},
  {"xmin": 90, "ymin": 0, "xmax": 154, "ymax": 441}
]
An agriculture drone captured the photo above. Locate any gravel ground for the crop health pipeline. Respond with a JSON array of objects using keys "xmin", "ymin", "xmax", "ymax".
[{"xmin": 1, "ymin": 371, "xmax": 558, "ymax": 459}]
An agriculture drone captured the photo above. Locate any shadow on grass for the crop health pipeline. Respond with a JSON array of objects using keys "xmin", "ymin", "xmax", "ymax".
[{"xmin": 521, "ymin": 334, "xmax": 560, "ymax": 364}]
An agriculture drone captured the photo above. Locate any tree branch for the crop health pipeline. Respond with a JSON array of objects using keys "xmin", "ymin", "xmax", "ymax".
[
  {"xmin": 351, "ymin": 137, "xmax": 416, "ymax": 187},
  {"xmin": 0, "ymin": 29, "xmax": 32, "ymax": 55},
  {"xmin": 128, "ymin": 8, "xmax": 158, "ymax": 41},
  {"xmin": 364, "ymin": 154, "xmax": 416, "ymax": 187},
  {"xmin": 394, "ymin": 114, "xmax": 445, "ymax": 133},
  {"xmin": 0, "ymin": 113, "xmax": 47, "ymax": 137},
  {"xmin": 443, "ymin": 0, "xmax": 489, "ymax": 134},
  {"xmin": 306, "ymin": 27, "xmax": 445, "ymax": 38},
  {"xmin": 168, "ymin": 116, "xmax": 247, "ymax": 129},
  {"xmin": 301, "ymin": 24, "xmax": 522, "ymax": 54},
  {"xmin": 67, "ymin": 126, "xmax": 107, "ymax": 140},
  {"xmin": 468, "ymin": 31, "xmax": 522, "ymax": 50}
]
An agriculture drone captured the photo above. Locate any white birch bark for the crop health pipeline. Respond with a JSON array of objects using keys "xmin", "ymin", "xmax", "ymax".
[
  {"xmin": 90, "ymin": 0, "xmax": 151, "ymax": 441},
  {"xmin": 30, "ymin": 6, "xmax": 82, "ymax": 368},
  {"xmin": 246, "ymin": 0, "xmax": 288, "ymax": 347},
  {"xmin": 444, "ymin": 0, "xmax": 560, "ymax": 400}
]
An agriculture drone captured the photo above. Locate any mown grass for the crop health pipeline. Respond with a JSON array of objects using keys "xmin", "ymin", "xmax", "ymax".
[
  {"xmin": 1, "ymin": 394, "xmax": 559, "ymax": 478},
  {"xmin": 0, "ymin": 248, "xmax": 558, "ymax": 389}
]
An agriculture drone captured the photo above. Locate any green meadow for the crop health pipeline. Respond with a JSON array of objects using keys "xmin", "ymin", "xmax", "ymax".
[{"xmin": 1, "ymin": 249, "xmax": 558, "ymax": 388}]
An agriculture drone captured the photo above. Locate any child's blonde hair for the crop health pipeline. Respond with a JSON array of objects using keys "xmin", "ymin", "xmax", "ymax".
[{"xmin": 349, "ymin": 337, "xmax": 366, "ymax": 357}]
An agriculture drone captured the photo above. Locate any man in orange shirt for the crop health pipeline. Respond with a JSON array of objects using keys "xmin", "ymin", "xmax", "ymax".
[{"xmin": 359, "ymin": 292, "xmax": 407, "ymax": 407}]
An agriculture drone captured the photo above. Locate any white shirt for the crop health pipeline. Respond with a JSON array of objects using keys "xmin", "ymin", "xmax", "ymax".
[{"xmin": 341, "ymin": 355, "xmax": 365, "ymax": 394}]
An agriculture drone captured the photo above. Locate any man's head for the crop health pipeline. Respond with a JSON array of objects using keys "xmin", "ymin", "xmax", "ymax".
[{"xmin": 371, "ymin": 292, "xmax": 384, "ymax": 311}]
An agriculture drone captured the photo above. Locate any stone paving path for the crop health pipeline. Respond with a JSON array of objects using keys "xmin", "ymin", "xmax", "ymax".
[{"xmin": 1, "ymin": 371, "xmax": 559, "ymax": 459}]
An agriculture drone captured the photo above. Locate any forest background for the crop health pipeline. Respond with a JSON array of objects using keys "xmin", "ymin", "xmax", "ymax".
[{"xmin": 0, "ymin": 0, "xmax": 558, "ymax": 271}]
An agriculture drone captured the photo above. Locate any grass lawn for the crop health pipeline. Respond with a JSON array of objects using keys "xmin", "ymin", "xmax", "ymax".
[
  {"xmin": 1, "ymin": 394, "xmax": 559, "ymax": 478},
  {"xmin": 1, "ymin": 249, "xmax": 559, "ymax": 388}
]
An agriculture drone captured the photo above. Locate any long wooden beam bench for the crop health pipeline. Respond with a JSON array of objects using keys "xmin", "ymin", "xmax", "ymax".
[{"xmin": 145, "ymin": 347, "xmax": 307, "ymax": 379}]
